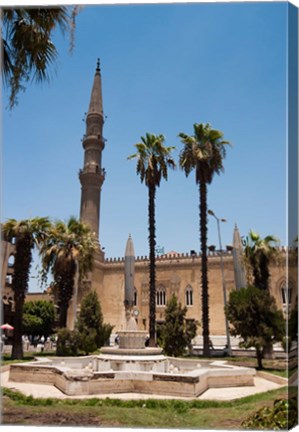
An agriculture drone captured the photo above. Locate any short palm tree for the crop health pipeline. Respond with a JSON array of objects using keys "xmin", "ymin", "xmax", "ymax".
[
  {"xmin": 41, "ymin": 217, "xmax": 97, "ymax": 328},
  {"xmin": 179, "ymin": 123, "xmax": 230, "ymax": 356},
  {"xmin": 128, "ymin": 133, "xmax": 175, "ymax": 347},
  {"xmin": 244, "ymin": 230, "xmax": 279, "ymax": 290},
  {"xmin": 2, "ymin": 217, "xmax": 50, "ymax": 359}
]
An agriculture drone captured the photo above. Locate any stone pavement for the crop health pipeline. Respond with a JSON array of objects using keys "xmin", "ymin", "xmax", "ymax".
[{"xmin": 0, "ymin": 370, "xmax": 284, "ymax": 401}]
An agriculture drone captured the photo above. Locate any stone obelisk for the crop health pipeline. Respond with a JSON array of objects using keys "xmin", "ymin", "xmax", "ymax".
[
  {"xmin": 124, "ymin": 234, "xmax": 135, "ymax": 322},
  {"xmin": 232, "ymin": 224, "xmax": 247, "ymax": 290}
]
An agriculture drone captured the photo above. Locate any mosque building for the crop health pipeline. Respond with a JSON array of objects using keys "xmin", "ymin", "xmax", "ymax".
[{"xmin": 1, "ymin": 63, "xmax": 296, "ymax": 343}]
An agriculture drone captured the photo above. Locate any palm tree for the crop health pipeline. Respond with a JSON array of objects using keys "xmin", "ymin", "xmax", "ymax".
[
  {"xmin": 244, "ymin": 230, "xmax": 279, "ymax": 290},
  {"xmin": 128, "ymin": 133, "xmax": 175, "ymax": 347},
  {"xmin": 41, "ymin": 217, "xmax": 97, "ymax": 328},
  {"xmin": 2, "ymin": 217, "xmax": 50, "ymax": 359},
  {"xmin": 179, "ymin": 123, "xmax": 230, "ymax": 356},
  {"xmin": 1, "ymin": 7, "xmax": 79, "ymax": 108}
]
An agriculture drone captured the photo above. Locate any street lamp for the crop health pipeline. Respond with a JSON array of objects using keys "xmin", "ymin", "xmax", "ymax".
[{"xmin": 208, "ymin": 209, "xmax": 232, "ymax": 356}]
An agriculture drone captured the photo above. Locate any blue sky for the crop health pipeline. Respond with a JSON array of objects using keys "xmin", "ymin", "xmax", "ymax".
[{"xmin": 3, "ymin": 2, "xmax": 290, "ymax": 291}]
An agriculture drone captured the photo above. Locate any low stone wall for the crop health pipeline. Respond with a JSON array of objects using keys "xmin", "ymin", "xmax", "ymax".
[
  {"xmin": 0, "ymin": 364, "xmax": 10, "ymax": 373},
  {"xmin": 256, "ymin": 370, "xmax": 288, "ymax": 385},
  {"xmin": 9, "ymin": 364, "xmax": 61, "ymax": 385},
  {"xmin": 8, "ymin": 356, "xmax": 256, "ymax": 398}
]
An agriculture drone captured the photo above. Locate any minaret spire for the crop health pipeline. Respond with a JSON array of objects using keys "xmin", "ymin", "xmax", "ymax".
[
  {"xmin": 79, "ymin": 60, "xmax": 105, "ymax": 243},
  {"xmin": 87, "ymin": 59, "xmax": 104, "ymax": 118}
]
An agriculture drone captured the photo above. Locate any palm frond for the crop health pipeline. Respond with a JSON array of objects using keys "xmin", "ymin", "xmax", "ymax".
[
  {"xmin": 179, "ymin": 122, "xmax": 230, "ymax": 185},
  {"xmin": 128, "ymin": 132, "xmax": 175, "ymax": 188}
]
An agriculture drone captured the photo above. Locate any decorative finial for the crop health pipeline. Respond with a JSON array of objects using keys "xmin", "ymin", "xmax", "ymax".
[{"xmin": 96, "ymin": 58, "xmax": 100, "ymax": 72}]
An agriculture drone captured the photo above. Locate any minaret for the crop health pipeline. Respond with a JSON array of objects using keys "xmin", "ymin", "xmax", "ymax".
[
  {"xmin": 232, "ymin": 224, "xmax": 247, "ymax": 289},
  {"xmin": 79, "ymin": 59, "xmax": 105, "ymax": 241}
]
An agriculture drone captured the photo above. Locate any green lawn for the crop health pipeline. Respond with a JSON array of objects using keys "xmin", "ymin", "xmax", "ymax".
[
  {"xmin": 1, "ymin": 351, "xmax": 57, "ymax": 366},
  {"xmin": 2, "ymin": 386, "xmax": 292, "ymax": 429}
]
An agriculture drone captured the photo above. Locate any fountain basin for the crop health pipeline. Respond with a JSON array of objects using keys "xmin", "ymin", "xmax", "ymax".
[
  {"xmin": 9, "ymin": 356, "xmax": 255, "ymax": 398},
  {"xmin": 118, "ymin": 330, "xmax": 148, "ymax": 349}
]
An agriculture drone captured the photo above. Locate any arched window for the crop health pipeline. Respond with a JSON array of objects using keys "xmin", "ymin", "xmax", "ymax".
[
  {"xmin": 185, "ymin": 285, "xmax": 193, "ymax": 306},
  {"xmin": 281, "ymin": 280, "xmax": 292, "ymax": 303},
  {"xmin": 8, "ymin": 254, "xmax": 15, "ymax": 267},
  {"xmin": 133, "ymin": 288, "xmax": 137, "ymax": 306},
  {"xmin": 156, "ymin": 285, "xmax": 166, "ymax": 306},
  {"xmin": 280, "ymin": 280, "xmax": 292, "ymax": 313},
  {"xmin": 5, "ymin": 274, "xmax": 12, "ymax": 285}
]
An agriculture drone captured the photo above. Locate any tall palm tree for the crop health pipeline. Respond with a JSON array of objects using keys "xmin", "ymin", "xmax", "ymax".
[
  {"xmin": 244, "ymin": 230, "xmax": 279, "ymax": 290},
  {"xmin": 128, "ymin": 133, "xmax": 175, "ymax": 347},
  {"xmin": 1, "ymin": 7, "xmax": 79, "ymax": 108},
  {"xmin": 2, "ymin": 217, "xmax": 50, "ymax": 359},
  {"xmin": 41, "ymin": 217, "xmax": 97, "ymax": 328},
  {"xmin": 179, "ymin": 123, "xmax": 230, "ymax": 356}
]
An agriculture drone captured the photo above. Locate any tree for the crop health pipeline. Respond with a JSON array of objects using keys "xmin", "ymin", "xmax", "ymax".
[
  {"xmin": 244, "ymin": 230, "xmax": 279, "ymax": 290},
  {"xmin": 56, "ymin": 327, "xmax": 81, "ymax": 356},
  {"xmin": 1, "ymin": 7, "xmax": 79, "ymax": 108},
  {"xmin": 2, "ymin": 217, "xmax": 50, "ymax": 359},
  {"xmin": 128, "ymin": 133, "xmax": 175, "ymax": 347},
  {"xmin": 41, "ymin": 217, "xmax": 97, "ymax": 328},
  {"xmin": 179, "ymin": 123, "xmax": 230, "ymax": 356},
  {"xmin": 159, "ymin": 294, "xmax": 198, "ymax": 357},
  {"xmin": 225, "ymin": 286, "xmax": 284, "ymax": 369},
  {"xmin": 23, "ymin": 300, "xmax": 55, "ymax": 338},
  {"xmin": 76, "ymin": 291, "xmax": 113, "ymax": 354}
]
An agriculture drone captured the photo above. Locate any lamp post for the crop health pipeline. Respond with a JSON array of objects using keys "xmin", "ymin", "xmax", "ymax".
[{"xmin": 208, "ymin": 209, "xmax": 232, "ymax": 356}]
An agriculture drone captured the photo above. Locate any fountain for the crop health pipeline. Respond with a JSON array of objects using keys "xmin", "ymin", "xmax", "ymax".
[{"xmin": 8, "ymin": 235, "xmax": 256, "ymax": 397}]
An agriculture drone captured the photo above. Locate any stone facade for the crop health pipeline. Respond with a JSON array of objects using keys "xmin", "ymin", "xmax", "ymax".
[
  {"xmin": 1, "ymin": 237, "xmax": 295, "ymax": 337},
  {"xmin": 64, "ymin": 248, "xmax": 295, "ymax": 336}
]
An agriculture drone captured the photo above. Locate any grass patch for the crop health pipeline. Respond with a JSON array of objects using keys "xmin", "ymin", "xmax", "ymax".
[
  {"xmin": 263, "ymin": 369, "xmax": 288, "ymax": 378},
  {"xmin": 2, "ymin": 385, "xmax": 288, "ymax": 409},
  {"xmin": 1, "ymin": 351, "xmax": 59, "ymax": 366},
  {"xmin": 2, "ymin": 386, "xmax": 290, "ymax": 429}
]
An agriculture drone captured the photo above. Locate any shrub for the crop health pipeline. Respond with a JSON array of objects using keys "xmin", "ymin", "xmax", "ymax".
[
  {"xmin": 159, "ymin": 294, "xmax": 198, "ymax": 357},
  {"xmin": 242, "ymin": 396, "xmax": 298, "ymax": 430},
  {"xmin": 56, "ymin": 328, "xmax": 80, "ymax": 356},
  {"xmin": 56, "ymin": 292, "xmax": 113, "ymax": 356},
  {"xmin": 77, "ymin": 328, "xmax": 97, "ymax": 355},
  {"xmin": 76, "ymin": 291, "xmax": 113, "ymax": 351}
]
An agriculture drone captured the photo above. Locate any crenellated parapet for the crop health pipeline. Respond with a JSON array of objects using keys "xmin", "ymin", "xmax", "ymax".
[
  {"xmin": 103, "ymin": 246, "xmax": 289, "ymax": 268},
  {"xmin": 104, "ymin": 250, "xmax": 235, "ymax": 264}
]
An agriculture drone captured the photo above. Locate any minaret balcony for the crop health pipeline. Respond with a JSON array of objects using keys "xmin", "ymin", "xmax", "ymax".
[
  {"xmin": 83, "ymin": 134, "xmax": 105, "ymax": 150},
  {"xmin": 79, "ymin": 166, "xmax": 106, "ymax": 185}
]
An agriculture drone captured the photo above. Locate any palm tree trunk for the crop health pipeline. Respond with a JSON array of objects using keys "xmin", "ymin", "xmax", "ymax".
[
  {"xmin": 148, "ymin": 184, "xmax": 156, "ymax": 347},
  {"xmin": 57, "ymin": 265, "xmax": 76, "ymax": 328},
  {"xmin": 200, "ymin": 181, "xmax": 210, "ymax": 357},
  {"xmin": 59, "ymin": 303, "xmax": 68, "ymax": 328},
  {"xmin": 11, "ymin": 235, "xmax": 32, "ymax": 359},
  {"xmin": 12, "ymin": 297, "xmax": 24, "ymax": 359},
  {"xmin": 259, "ymin": 254, "xmax": 270, "ymax": 290}
]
